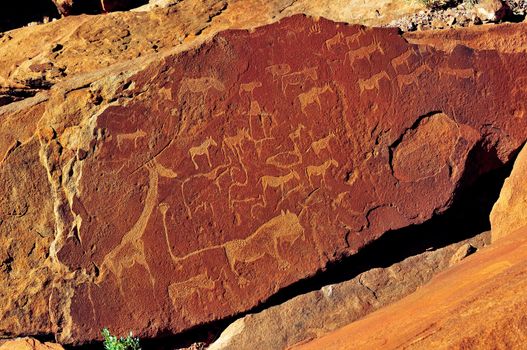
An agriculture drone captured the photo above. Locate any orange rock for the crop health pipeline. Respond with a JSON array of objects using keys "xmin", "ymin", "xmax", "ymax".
[
  {"xmin": 291, "ymin": 224, "xmax": 527, "ymax": 350},
  {"xmin": 490, "ymin": 144, "xmax": 527, "ymax": 242},
  {"xmin": 405, "ymin": 22, "xmax": 527, "ymax": 53},
  {"xmin": 0, "ymin": 338, "xmax": 64, "ymax": 350}
]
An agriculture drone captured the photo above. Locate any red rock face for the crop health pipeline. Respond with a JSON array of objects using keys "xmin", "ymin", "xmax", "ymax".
[{"xmin": 47, "ymin": 15, "xmax": 527, "ymax": 342}]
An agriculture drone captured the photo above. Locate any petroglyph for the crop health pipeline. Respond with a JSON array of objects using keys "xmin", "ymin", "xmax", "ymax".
[
  {"xmin": 309, "ymin": 132, "xmax": 336, "ymax": 157},
  {"xmin": 159, "ymin": 202, "xmax": 181, "ymax": 266},
  {"xmin": 306, "ymin": 159, "xmax": 339, "ymax": 186},
  {"xmin": 358, "ymin": 71, "xmax": 390, "ymax": 94},
  {"xmin": 178, "ymin": 76, "xmax": 225, "ymax": 100},
  {"xmin": 181, "ymin": 164, "xmax": 229, "ymax": 217},
  {"xmin": 239, "ymin": 81, "xmax": 262, "ymax": 97},
  {"xmin": 298, "ymin": 85, "xmax": 334, "ymax": 114},
  {"xmin": 167, "ymin": 271, "xmax": 228, "ymax": 316},
  {"xmin": 281, "ymin": 67, "xmax": 318, "ymax": 95},
  {"xmin": 116, "ymin": 130, "xmax": 147, "ymax": 150},
  {"xmin": 248, "ymin": 100, "xmax": 262, "ymax": 116},
  {"xmin": 97, "ymin": 160, "xmax": 159, "ymax": 291},
  {"xmin": 261, "ymin": 170, "xmax": 301, "ymax": 195},
  {"xmin": 345, "ymin": 29, "xmax": 366, "ymax": 48},
  {"xmin": 345, "ymin": 39, "xmax": 385, "ymax": 66},
  {"xmin": 266, "ymin": 124, "xmax": 306, "ymax": 168},
  {"xmin": 397, "ymin": 63, "xmax": 432, "ymax": 90},
  {"xmin": 189, "ymin": 136, "xmax": 217, "ymax": 169},
  {"xmin": 224, "ymin": 210, "xmax": 305, "ymax": 273},
  {"xmin": 222, "ymin": 128, "xmax": 251, "ymax": 161},
  {"xmin": 265, "ymin": 63, "xmax": 291, "ymax": 81},
  {"xmin": 390, "ymin": 49, "xmax": 414, "ymax": 72},
  {"xmin": 325, "ymin": 32, "xmax": 344, "ymax": 51},
  {"xmin": 438, "ymin": 67, "xmax": 475, "ymax": 80},
  {"xmin": 309, "ymin": 22, "xmax": 321, "ymax": 35}
]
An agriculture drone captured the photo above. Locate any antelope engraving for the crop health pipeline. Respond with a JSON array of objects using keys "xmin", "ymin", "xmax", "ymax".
[
  {"xmin": 438, "ymin": 67, "xmax": 475, "ymax": 80},
  {"xmin": 310, "ymin": 132, "xmax": 336, "ymax": 156},
  {"xmin": 222, "ymin": 128, "xmax": 250, "ymax": 161},
  {"xmin": 345, "ymin": 29, "xmax": 366, "ymax": 48},
  {"xmin": 325, "ymin": 32, "xmax": 344, "ymax": 51},
  {"xmin": 397, "ymin": 64, "xmax": 432, "ymax": 90},
  {"xmin": 298, "ymin": 85, "xmax": 334, "ymax": 114},
  {"xmin": 307, "ymin": 159, "xmax": 339, "ymax": 186},
  {"xmin": 358, "ymin": 71, "xmax": 390, "ymax": 94},
  {"xmin": 239, "ymin": 81, "xmax": 262, "ymax": 97},
  {"xmin": 261, "ymin": 170, "xmax": 301, "ymax": 195},
  {"xmin": 390, "ymin": 49, "xmax": 414, "ymax": 72},
  {"xmin": 345, "ymin": 40, "xmax": 385, "ymax": 66},
  {"xmin": 178, "ymin": 77, "xmax": 225, "ymax": 103},
  {"xmin": 116, "ymin": 130, "xmax": 147, "ymax": 150},
  {"xmin": 189, "ymin": 136, "xmax": 217, "ymax": 170},
  {"xmin": 281, "ymin": 67, "xmax": 318, "ymax": 95},
  {"xmin": 265, "ymin": 63, "xmax": 291, "ymax": 81}
]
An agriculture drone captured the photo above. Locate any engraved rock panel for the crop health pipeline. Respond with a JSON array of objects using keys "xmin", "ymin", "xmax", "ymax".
[{"xmin": 1, "ymin": 14, "xmax": 527, "ymax": 344}]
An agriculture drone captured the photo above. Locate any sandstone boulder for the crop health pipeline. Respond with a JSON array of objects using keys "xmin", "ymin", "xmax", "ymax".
[
  {"xmin": 292, "ymin": 225, "xmax": 527, "ymax": 350},
  {"xmin": 1, "ymin": 14, "xmax": 527, "ymax": 345},
  {"xmin": 490, "ymin": 144, "xmax": 527, "ymax": 241}
]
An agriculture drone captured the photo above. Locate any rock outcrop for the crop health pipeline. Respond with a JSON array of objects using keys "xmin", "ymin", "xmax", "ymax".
[
  {"xmin": 209, "ymin": 232, "xmax": 489, "ymax": 350},
  {"xmin": 490, "ymin": 144, "xmax": 527, "ymax": 241},
  {"xmin": 0, "ymin": 338, "xmax": 64, "ymax": 350},
  {"xmin": 292, "ymin": 224, "xmax": 527, "ymax": 350},
  {"xmin": 1, "ymin": 8, "xmax": 527, "ymax": 347}
]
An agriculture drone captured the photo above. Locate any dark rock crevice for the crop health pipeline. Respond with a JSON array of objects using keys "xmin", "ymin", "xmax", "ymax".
[{"xmin": 0, "ymin": 1, "xmax": 60, "ymax": 33}]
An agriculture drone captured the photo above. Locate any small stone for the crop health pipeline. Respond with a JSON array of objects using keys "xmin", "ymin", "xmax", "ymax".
[
  {"xmin": 474, "ymin": 0, "xmax": 511, "ymax": 21},
  {"xmin": 39, "ymin": 126, "xmax": 56, "ymax": 142},
  {"xmin": 472, "ymin": 14, "xmax": 483, "ymax": 24},
  {"xmin": 447, "ymin": 16, "xmax": 456, "ymax": 25},
  {"xmin": 431, "ymin": 18, "xmax": 448, "ymax": 28}
]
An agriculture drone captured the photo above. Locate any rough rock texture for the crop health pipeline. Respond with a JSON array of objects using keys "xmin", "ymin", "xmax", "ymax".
[
  {"xmin": 2, "ymin": 13, "xmax": 527, "ymax": 346},
  {"xmin": 405, "ymin": 22, "xmax": 527, "ymax": 53},
  {"xmin": 209, "ymin": 232, "xmax": 489, "ymax": 350},
  {"xmin": 52, "ymin": 0, "xmax": 149, "ymax": 15},
  {"xmin": 490, "ymin": 144, "xmax": 527, "ymax": 241},
  {"xmin": 0, "ymin": 338, "xmax": 64, "ymax": 350},
  {"xmin": 292, "ymin": 225, "xmax": 527, "ymax": 350},
  {"xmin": 474, "ymin": 0, "xmax": 511, "ymax": 22},
  {"xmin": 0, "ymin": 0, "xmax": 422, "ymax": 97}
]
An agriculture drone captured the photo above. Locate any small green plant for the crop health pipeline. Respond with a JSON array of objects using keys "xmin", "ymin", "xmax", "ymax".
[{"xmin": 102, "ymin": 328, "xmax": 141, "ymax": 350}]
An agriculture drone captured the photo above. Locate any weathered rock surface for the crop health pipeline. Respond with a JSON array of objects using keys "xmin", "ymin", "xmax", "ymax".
[
  {"xmin": 0, "ymin": 0, "xmax": 422, "ymax": 96},
  {"xmin": 2, "ymin": 13, "xmax": 527, "ymax": 346},
  {"xmin": 405, "ymin": 22, "xmax": 527, "ymax": 53},
  {"xmin": 292, "ymin": 224, "xmax": 527, "ymax": 350},
  {"xmin": 0, "ymin": 338, "xmax": 64, "ymax": 350},
  {"xmin": 491, "ymin": 144, "xmax": 527, "ymax": 242},
  {"xmin": 52, "ymin": 0, "xmax": 149, "ymax": 15},
  {"xmin": 209, "ymin": 232, "xmax": 489, "ymax": 350},
  {"xmin": 474, "ymin": 0, "xmax": 511, "ymax": 22}
]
